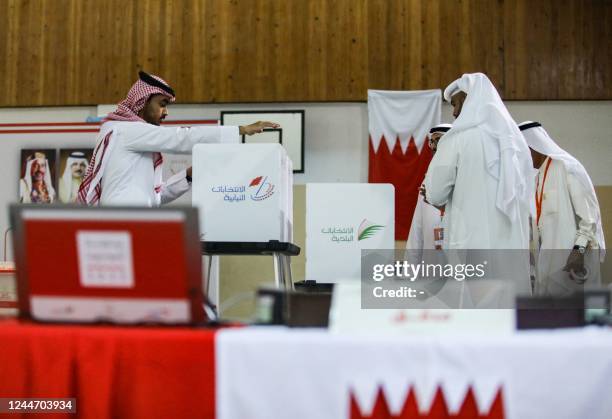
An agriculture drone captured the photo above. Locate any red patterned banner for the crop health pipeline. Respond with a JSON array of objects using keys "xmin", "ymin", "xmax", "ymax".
[
  {"xmin": 368, "ymin": 90, "xmax": 441, "ymax": 241},
  {"xmin": 368, "ymin": 135, "xmax": 432, "ymax": 240}
]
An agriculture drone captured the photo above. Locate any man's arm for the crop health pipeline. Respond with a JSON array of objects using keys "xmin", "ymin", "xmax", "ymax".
[
  {"xmin": 121, "ymin": 121, "xmax": 278, "ymax": 154},
  {"xmin": 563, "ymin": 170, "xmax": 599, "ymax": 272},
  {"xmin": 159, "ymin": 168, "xmax": 191, "ymax": 204},
  {"xmin": 423, "ymin": 137, "xmax": 458, "ymax": 206},
  {"xmin": 567, "ymin": 171, "xmax": 598, "ymax": 248},
  {"xmin": 406, "ymin": 195, "xmax": 424, "ymax": 249}
]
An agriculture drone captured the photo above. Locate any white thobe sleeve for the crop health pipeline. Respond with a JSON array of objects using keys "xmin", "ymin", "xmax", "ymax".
[
  {"xmin": 119, "ymin": 122, "xmax": 239, "ymax": 154},
  {"xmin": 405, "ymin": 195, "xmax": 424, "ymax": 264},
  {"xmin": 160, "ymin": 169, "xmax": 191, "ymax": 204},
  {"xmin": 424, "ymin": 138, "xmax": 458, "ymax": 206},
  {"xmin": 406, "ymin": 196, "xmax": 424, "ymax": 250},
  {"xmin": 566, "ymin": 172, "xmax": 598, "ymax": 248}
]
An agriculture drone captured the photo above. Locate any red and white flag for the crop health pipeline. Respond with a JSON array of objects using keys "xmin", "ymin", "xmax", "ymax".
[{"xmin": 368, "ymin": 89, "xmax": 441, "ymax": 240}]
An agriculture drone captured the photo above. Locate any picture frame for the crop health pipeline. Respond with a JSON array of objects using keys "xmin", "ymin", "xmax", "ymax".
[
  {"xmin": 220, "ymin": 110, "xmax": 305, "ymax": 173},
  {"xmin": 57, "ymin": 148, "xmax": 93, "ymax": 203},
  {"xmin": 19, "ymin": 149, "xmax": 57, "ymax": 204}
]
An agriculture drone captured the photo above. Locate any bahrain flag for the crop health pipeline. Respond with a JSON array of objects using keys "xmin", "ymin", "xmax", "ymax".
[{"xmin": 368, "ymin": 90, "xmax": 441, "ymax": 240}]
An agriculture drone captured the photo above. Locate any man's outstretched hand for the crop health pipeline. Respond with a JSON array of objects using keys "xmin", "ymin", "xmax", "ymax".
[{"xmin": 239, "ymin": 121, "xmax": 280, "ymax": 136}]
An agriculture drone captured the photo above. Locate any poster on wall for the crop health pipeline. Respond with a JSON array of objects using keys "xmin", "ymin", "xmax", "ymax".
[
  {"xmin": 58, "ymin": 148, "xmax": 93, "ymax": 203},
  {"xmin": 19, "ymin": 149, "xmax": 57, "ymax": 204},
  {"xmin": 220, "ymin": 110, "xmax": 304, "ymax": 173}
]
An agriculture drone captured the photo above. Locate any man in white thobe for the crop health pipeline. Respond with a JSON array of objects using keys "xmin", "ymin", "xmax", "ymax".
[
  {"xmin": 405, "ymin": 124, "xmax": 454, "ymax": 303},
  {"xmin": 424, "ymin": 73, "xmax": 533, "ymax": 249},
  {"xmin": 78, "ymin": 71, "xmax": 277, "ymax": 206},
  {"xmin": 406, "ymin": 123, "xmax": 452, "ymax": 262},
  {"xmin": 519, "ymin": 121, "xmax": 605, "ymax": 296},
  {"xmin": 422, "ymin": 73, "xmax": 535, "ymax": 303}
]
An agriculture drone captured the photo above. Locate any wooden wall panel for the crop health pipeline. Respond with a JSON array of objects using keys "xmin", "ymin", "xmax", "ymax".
[
  {"xmin": 0, "ymin": 0, "xmax": 610, "ymax": 107},
  {"xmin": 503, "ymin": 0, "xmax": 611, "ymax": 100}
]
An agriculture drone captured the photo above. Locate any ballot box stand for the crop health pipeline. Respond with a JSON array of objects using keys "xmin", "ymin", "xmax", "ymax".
[{"xmin": 201, "ymin": 240, "xmax": 300, "ymax": 307}]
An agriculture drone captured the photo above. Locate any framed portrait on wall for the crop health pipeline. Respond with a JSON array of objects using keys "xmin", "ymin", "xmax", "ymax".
[
  {"xmin": 220, "ymin": 110, "xmax": 305, "ymax": 173},
  {"xmin": 58, "ymin": 148, "xmax": 93, "ymax": 203},
  {"xmin": 19, "ymin": 149, "xmax": 57, "ymax": 204}
]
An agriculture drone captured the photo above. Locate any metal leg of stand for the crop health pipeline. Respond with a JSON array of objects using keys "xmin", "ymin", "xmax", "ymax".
[
  {"xmin": 203, "ymin": 255, "xmax": 218, "ymax": 321},
  {"xmin": 273, "ymin": 253, "xmax": 282, "ymax": 288},
  {"xmin": 277, "ymin": 254, "xmax": 292, "ymax": 290},
  {"xmin": 278, "ymin": 254, "xmax": 286, "ymax": 289},
  {"xmin": 273, "ymin": 252, "xmax": 294, "ymax": 290},
  {"xmin": 284, "ymin": 255, "xmax": 294, "ymax": 290},
  {"xmin": 205, "ymin": 256, "xmax": 213, "ymax": 298}
]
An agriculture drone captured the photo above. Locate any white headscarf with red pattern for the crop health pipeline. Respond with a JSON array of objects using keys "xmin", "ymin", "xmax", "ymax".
[{"xmin": 78, "ymin": 72, "xmax": 175, "ymax": 205}]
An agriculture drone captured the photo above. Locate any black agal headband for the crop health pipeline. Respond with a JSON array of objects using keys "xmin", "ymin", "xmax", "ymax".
[{"xmin": 139, "ymin": 71, "xmax": 175, "ymax": 97}]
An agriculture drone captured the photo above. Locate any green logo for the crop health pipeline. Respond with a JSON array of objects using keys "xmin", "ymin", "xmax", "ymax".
[{"xmin": 358, "ymin": 219, "xmax": 385, "ymax": 241}]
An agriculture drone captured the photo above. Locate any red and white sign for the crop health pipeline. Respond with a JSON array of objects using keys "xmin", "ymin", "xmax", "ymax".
[{"xmin": 14, "ymin": 207, "xmax": 204, "ymax": 324}]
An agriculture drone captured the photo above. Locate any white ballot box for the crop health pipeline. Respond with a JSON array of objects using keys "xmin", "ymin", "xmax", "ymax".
[
  {"xmin": 306, "ymin": 183, "xmax": 394, "ymax": 282},
  {"xmin": 192, "ymin": 144, "xmax": 293, "ymax": 242}
]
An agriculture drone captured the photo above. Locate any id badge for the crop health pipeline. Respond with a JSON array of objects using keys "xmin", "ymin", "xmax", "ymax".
[{"xmin": 433, "ymin": 225, "xmax": 444, "ymax": 250}]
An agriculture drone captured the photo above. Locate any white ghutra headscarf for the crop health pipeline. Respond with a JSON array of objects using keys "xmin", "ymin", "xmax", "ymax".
[
  {"xmin": 519, "ymin": 120, "xmax": 605, "ymax": 251},
  {"xmin": 443, "ymin": 73, "xmax": 535, "ymax": 221}
]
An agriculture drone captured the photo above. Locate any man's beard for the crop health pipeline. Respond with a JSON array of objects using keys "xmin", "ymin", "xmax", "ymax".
[{"xmin": 144, "ymin": 112, "xmax": 162, "ymax": 126}]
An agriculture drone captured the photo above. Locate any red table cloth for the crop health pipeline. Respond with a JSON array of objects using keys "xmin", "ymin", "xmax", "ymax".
[{"xmin": 0, "ymin": 319, "xmax": 216, "ymax": 418}]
